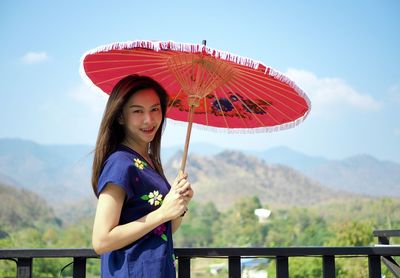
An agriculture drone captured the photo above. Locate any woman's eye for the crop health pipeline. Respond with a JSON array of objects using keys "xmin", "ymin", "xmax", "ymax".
[
  {"xmin": 133, "ymin": 110, "xmax": 143, "ymax": 114},
  {"xmin": 152, "ymin": 107, "xmax": 160, "ymax": 112}
]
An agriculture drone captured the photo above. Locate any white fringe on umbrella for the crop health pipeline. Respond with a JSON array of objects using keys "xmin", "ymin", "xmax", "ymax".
[
  {"xmin": 268, "ymin": 67, "xmax": 312, "ymax": 112},
  {"xmin": 165, "ymin": 109, "xmax": 310, "ymax": 135},
  {"xmin": 81, "ymin": 39, "xmax": 261, "ymax": 70}
]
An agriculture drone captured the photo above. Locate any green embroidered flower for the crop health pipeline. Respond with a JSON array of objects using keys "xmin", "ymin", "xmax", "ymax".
[
  {"xmin": 141, "ymin": 190, "xmax": 163, "ymax": 206},
  {"xmin": 134, "ymin": 158, "xmax": 147, "ymax": 170}
]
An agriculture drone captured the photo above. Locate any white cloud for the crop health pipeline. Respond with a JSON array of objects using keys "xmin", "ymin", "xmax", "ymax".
[
  {"xmin": 285, "ymin": 68, "xmax": 382, "ymax": 116},
  {"xmin": 69, "ymin": 83, "xmax": 108, "ymax": 115},
  {"xmin": 21, "ymin": 51, "xmax": 49, "ymax": 64}
]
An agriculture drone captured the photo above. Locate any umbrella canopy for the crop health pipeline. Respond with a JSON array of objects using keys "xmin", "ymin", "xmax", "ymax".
[{"xmin": 80, "ymin": 40, "xmax": 311, "ymax": 170}]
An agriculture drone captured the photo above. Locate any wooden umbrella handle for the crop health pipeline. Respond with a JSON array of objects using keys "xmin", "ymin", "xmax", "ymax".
[{"xmin": 180, "ymin": 105, "xmax": 195, "ymax": 172}]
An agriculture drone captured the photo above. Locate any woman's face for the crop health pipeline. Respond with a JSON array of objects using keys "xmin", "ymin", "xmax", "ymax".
[{"xmin": 119, "ymin": 88, "xmax": 163, "ymax": 147}]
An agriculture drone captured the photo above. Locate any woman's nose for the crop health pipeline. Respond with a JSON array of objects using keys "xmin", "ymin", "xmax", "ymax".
[{"xmin": 143, "ymin": 112, "xmax": 153, "ymax": 123}]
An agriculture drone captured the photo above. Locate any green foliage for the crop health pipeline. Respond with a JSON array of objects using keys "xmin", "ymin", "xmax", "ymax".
[
  {"xmin": 327, "ymin": 220, "xmax": 375, "ymax": 246},
  {"xmin": 266, "ymin": 208, "xmax": 333, "ymax": 247},
  {"xmin": 174, "ymin": 201, "xmax": 220, "ymax": 247},
  {"xmin": 1, "ymin": 193, "xmax": 399, "ymax": 277},
  {"xmin": 213, "ymin": 196, "xmax": 267, "ymax": 247}
]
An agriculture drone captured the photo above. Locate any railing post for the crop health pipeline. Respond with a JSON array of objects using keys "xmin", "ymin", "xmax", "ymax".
[
  {"xmin": 368, "ymin": 255, "xmax": 381, "ymax": 278},
  {"xmin": 73, "ymin": 257, "xmax": 86, "ymax": 278},
  {"xmin": 228, "ymin": 256, "xmax": 241, "ymax": 278},
  {"xmin": 322, "ymin": 255, "xmax": 335, "ymax": 278},
  {"xmin": 17, "ymin": 258, "xmax": 32, "ymax": 278},
  {"xmin": 178, "ymin": 256, "xmax": 191, "ymax": 278},
  {"xmin": 276, "ymin": 256, "xmax": 289, "ymax": 278}
]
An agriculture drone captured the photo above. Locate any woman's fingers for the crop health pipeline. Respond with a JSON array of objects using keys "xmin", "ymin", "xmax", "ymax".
[
  {"xmin": 161, "ymin": 190, "xmax": 189, "ymax": 220},
  {"xmin": 173, "ymin": 172, "xmax": 188, "ymax": 189},
  {"xmin": 176, "ymin": 181, "xmax": 192, "ymax": 195}
]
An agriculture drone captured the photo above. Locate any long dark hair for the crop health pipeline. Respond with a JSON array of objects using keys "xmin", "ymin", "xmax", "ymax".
[{"xmin": 91, "ymin": 75, "xmax": 169, "ymax": 197}]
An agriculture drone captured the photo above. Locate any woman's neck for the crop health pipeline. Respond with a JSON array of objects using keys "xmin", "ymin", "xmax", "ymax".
[{"xmin": 121, "ymin": 138, "xmax": 148, "ymax": 159}]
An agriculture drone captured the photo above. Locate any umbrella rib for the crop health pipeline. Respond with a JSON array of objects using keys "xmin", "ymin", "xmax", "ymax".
[
  {"xmin": 236, "ymin": 67, "xmax": 299, "ymax": 97},
  {"xmin": 86, "ymin": 61, "xmax": 170, "ymax": 74},
  {"xmin": 228, "ymin": 78, "xmax": 294, "ymax": 124},
  {"xmin": 204, "ymin": 58, "xmax": 231, "ymax": 94},
  {"xmin": 237, "ymin": 68, "xmax": 302, "ymax": 99},
  {"xmin": 215, "ymin": 86, "xmax": 251, "ymax": 128},
  {"xmin": 85, "ymin": 57, "xmax": 169, "ymax": 65},
  {"xmin": 169, "ymin": 54, "xmax": 191, "ymax": 93},
  {"xmin": 92, "ymin": 65, "xmax": 173, "ymax": 86},
  {"xmin": 166, "ymin": 88, "xmax": 185, "ymax": 115},
  {"xmin": 233, "ymin": 69, "xmax": 308, "ymax": 115},
  {"xmin": 226, "ymin": 78, "xmax": 283, "ymax": 125},
  {"xmin": 203, "ymin": 94, "xmax": 209, "ymax": 126},
  {"xmin": 93, "ymin": 49, "xmax": 170, "ymax": 58},
  {"xmin": 222, "ymin": 82, "xmax": 273, "ymax": 127},
  {"xmin": 212, "ymin": 96, "xmax": 230, "ymax": 128},
  {"xmin": 235, "ymin": 67, "xmax": 308, "ymax": 109},
  {"xmin": 235, "ymin": 64, "xmax": 296, "ymax": 88}
]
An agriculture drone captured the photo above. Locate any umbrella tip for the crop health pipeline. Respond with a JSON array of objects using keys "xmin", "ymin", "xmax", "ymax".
[{"xmin": 202, "ymin": 40, "xmax": 207, "ymax": 46}]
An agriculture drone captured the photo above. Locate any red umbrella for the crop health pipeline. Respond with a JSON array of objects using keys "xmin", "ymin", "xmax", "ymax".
[{"xmin": 80, "ymin": 40, "xmax": 311, "ymax": 171}]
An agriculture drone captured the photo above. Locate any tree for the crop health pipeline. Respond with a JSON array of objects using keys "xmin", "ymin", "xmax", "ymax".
[{"xmin": 214, "ymin": 196, "xmax": 267, "ymax": 247}]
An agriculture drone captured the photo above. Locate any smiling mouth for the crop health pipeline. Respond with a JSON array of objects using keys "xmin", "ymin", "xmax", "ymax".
[{"xmin": 140, "ymin": 127, "xmax": 156, "ymax": 133}]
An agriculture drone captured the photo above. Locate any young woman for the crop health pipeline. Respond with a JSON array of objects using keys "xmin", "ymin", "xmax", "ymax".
[{"xmin": 91, "ymin": 75, "xmax": 193, "ymax": 277}]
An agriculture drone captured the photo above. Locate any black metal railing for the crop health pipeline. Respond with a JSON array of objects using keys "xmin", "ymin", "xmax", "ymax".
[
  {"xmin": 1, "ymin": 245, "xmax": 400, "ymax": 278},
  {"xmin": 373, "ymin": 229, "xmax": 400, "ymax": 277}
]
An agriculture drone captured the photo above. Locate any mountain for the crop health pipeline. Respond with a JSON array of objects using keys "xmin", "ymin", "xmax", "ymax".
[
  {"xmin": 164, "ymin": 150, "xmax": 356, "ymax": 210},
  {"xmin": 0, "ymin": 138, "xmax": 398, "ymax": 214},
  {"xmin": 256, "ymin": 148, "xmax": 400, "ymax": 197},
  {"xmin": 166, "ymin": 144, "xmax": 400, "ymax": 197},
  {"xmin": 161, "ymin": 143, "xmax": 224, "ymax": 163},
  {"xmin": 308, "ymin": 154, "xmax": 400, "ymax": 196},
  {"xmin": 0, "ymin": 138, "xmax": 93, "ymax": 205},
  {"xmin": 252, "ymin": 146, "xmax": 329, "ymax": 172},
  {"xmin": 0, "ymin": 181, "xmax": 60, "ymax": 233}
]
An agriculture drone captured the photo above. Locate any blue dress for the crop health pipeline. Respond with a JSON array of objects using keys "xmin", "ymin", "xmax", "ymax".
[{"xmin": 97, "ymin": 145, "xmax": 176, "ymax": 277}]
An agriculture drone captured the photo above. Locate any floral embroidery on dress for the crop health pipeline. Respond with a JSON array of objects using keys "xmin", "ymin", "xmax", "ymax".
[
  {"xmin": 154, "ymin": 223, "xmax": 168, "ymax": 241},
  {"xmin": 134, "ymin": 158, "xmax": 147, "ymax": 170},
  {"xmin": 140, "ymin": 190, "xmax": 163, "ymax": 206}
]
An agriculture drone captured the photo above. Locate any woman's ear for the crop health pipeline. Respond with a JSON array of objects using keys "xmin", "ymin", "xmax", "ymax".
[{"xmin": 117, "ymin": 114, "xmax": 124, "ymax": 125}]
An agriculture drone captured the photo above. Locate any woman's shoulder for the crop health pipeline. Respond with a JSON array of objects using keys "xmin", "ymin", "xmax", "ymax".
[{"xmin": 104, "ymin": 147, "xmax": 137, "ymax": 169}]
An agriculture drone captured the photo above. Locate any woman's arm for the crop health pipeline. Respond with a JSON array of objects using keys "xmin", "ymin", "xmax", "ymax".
[
  {"xmin": 92, "ymin": 183, "xmax": 186, "ymax": 255},
  {"xmin": 92, "ymin": 184, "xmax": 166, "ymax": 254},
  {"xmin": 171, "ymin": 217, "xmax": 183, "ymax": 234}
]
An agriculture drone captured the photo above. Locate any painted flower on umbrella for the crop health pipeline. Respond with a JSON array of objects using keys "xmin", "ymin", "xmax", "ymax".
[
  {"xmin": 154, "ymin": 224, "xmax": 167, "ymax": 241},
  {"xmin": 212, "ymin": 98, "xmax": 234, "ymax": 112},
  {"xmin": 141, "ymin": 190, "xmax": 163, "ymax": 206}
]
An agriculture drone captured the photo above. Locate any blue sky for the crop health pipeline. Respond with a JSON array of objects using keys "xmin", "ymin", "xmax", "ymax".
[{"xmin": 1, "ymin": 0, "xmax": 399, "ymax": 162}]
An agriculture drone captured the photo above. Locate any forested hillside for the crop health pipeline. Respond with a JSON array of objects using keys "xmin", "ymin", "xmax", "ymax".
[
  {"xmin": 0, "ymin": 182, "xmax": 60, "ymax": 233},
  {"xmin": 1, "ymin": 180, "xmax": 399, "ymax": 277}
]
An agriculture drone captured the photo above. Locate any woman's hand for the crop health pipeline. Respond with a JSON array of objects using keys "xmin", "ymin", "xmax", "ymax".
[
  {"xmin": 173, "ymin": 171, "xmax": 194, "ymax": 217},
  {"xmin": 174, "ymin": 171, "xmax": 194, "ymax": 202},
  {"xmin": 158, "ymin": 172, "xmax": 189, "ymax": 221},
  {"xmin": 159, "ymin": 171, "xmax": 194, "ymax": 221}
]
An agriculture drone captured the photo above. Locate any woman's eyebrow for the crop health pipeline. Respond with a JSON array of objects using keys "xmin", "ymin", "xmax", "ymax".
[
  {"xmin": 128, "ymin": 104, "xmax": 143, "ymax": 109},
  {"xmin": 128, "ymin": 103, "xmax": 161, "ymax": 109}
]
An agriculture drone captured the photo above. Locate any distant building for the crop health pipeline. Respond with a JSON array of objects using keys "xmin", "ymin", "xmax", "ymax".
[{"xmin": 254, "ymin": 208, "xmax": 271, "ymax": 223}]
